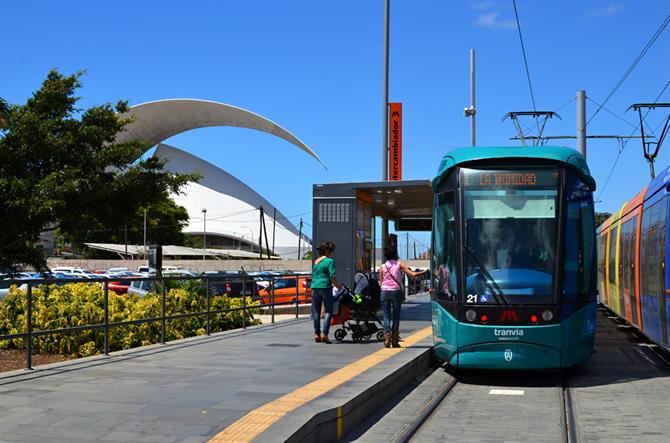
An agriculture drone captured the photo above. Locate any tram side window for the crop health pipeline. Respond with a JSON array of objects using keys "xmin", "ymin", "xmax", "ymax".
[
  {"xmin": 640, "ymin": 198, "xmax": 667, "ymax": 299},
  {"xmin": 432, "ymin": 192, "xmax": 458, "ymax": 301},
  {"xmin": 564, "ymin": 174, "xmax": 596, "ymax": 300},
  {"xmin": 608, "ymin": 224, "xmax": 618, "ymax": 287}
]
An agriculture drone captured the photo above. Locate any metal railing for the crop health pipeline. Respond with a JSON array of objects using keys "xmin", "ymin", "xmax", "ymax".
[{"xmin": 0, "ymin": 272, "xmax": 312, "ymax": 370}]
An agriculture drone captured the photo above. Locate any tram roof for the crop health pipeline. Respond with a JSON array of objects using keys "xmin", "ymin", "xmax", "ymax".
[{"xmin": 432, "ymin": 146, "xmax": 595, "ymax": 192}]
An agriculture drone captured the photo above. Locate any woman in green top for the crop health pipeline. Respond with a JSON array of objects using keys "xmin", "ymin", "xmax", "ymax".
[{"xmin": 311, "ymin": 241, "xmax": 341, "ymax": 343}]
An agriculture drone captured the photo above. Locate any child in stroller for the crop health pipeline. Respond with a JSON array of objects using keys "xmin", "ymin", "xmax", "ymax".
[{"xmin": 332, "ymin": 273, "xmax": 384, "ymax": 343}]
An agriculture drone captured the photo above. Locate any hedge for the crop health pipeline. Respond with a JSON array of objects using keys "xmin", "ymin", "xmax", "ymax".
[{"xmin": 0, "ymin": 282, "xmax": 261, "ymax": 357}]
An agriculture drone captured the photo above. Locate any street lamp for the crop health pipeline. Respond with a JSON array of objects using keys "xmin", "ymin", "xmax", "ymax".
[{"xmin": 202, "ymin": 208, "xmax": 207, "ymax": 261}]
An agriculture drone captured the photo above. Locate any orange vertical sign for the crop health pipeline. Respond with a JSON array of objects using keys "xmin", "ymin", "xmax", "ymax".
[{"xmin": 389, "ymin": 103, "xmax": 402, "ymax": 181}]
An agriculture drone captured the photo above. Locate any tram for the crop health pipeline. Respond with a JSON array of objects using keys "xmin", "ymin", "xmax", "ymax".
[
  {"xmin": 430, "ymin": 146, "xmax": 597, "ymax": 369},
  {"xmin": 597, "ymin": 165, "xmax": 670, "ymax": 353}
]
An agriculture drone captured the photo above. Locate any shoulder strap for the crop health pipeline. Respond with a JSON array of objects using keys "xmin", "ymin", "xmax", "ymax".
[{"xmin": 384, "ymin": 263, "xmax": 404, "ymax": 288}]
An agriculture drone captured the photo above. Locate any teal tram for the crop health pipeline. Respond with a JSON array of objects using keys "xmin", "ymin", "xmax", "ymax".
[{"xmin": 430, "ymin": 146, "xmax": 597, "ymax": 369}]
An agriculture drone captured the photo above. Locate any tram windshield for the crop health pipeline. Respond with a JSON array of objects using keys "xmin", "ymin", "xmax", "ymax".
[{"xmin": 461, "ymin": 168, "xmax": 559, "ymax": 304}]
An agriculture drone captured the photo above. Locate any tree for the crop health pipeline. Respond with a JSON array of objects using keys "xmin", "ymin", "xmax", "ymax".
[
  {"xmin": 595, "ymin": 212, "xmax": 612, "ymax": 227},
  {"xmin": 0, "ymin": 70, "xmax": 198, "ymax": 270}
]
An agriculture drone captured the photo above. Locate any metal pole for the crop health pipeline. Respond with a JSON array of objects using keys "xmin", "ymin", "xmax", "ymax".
[
  {"xmin": 206, "ymin": 279, "xmax": 211, "ymax": 335},
  {"xmin": 124, "ymin": 222, "xmax": 128, "ymax": 257},
  {"xmin": 161, "ymin": 278, "xmax": 166, "ymax": 344},
  {"xmin": 259, "ymin": 208, "xmax": 263, "ymax": 259},
  {"xmin": 297, "ymin": 218, "xmax": 303, "ymax": 259},
  {"xmin": 382, "ymin": 0, "xmax": 390, "ymax": 181},
  {"xmin": 104, "ymin": 280, "xmax": 109, "ymax": 355},
  {"xmin": 381, "ymin": 0, "xmax": 390, "ymax": 259},
  {"xmin": 242, "ymin": 276, "xmax": 247, "ymax": 329},
  {"xmin": 26, "ymin": 283, "xmax": 32, "ymax": 370},
  {"xmin": 271, "ymin": 276, "xmax": 275, "ymax": 324},
  {"xmin": 406, "ymin": 232, "xmax": 409, "ymax": 260},
  {"xmin": 202, "ymin": 208, "xmax": 207, "ymax": 261},
  {"xmin": 295, "ymin": 273, "xmax": 300, "ymax": 319},
  {"xmin": 261, "ymin": 208, "xmax": 271, "ymax": 260},
  {"xmin": 576, "ymin": 90, "xmax": 586, "ymax": 158},
  {"xmin": 470, "ymin": 49, "xmax": 476, "ymax": 146},
  {"xmin": 272, "ymin": 207, "xmax": 277, "ymax": 256},
  {"xmin": 372, "ymin": 217, "xmax": 376, "ymax": 272},
  {"xmin": 143, "ymin": 209, "xmax": 147, "ymax": 258}
]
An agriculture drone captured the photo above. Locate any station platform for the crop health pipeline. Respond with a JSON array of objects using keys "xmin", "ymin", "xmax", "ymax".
[{"xmin": 0, "ymin": 294, "xmax": 433, "ymax": 443}]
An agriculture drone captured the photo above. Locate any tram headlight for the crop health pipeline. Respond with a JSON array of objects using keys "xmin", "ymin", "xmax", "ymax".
[
  {"xmin": 465, "ymin": 309, "xmax": 477, "ymax": 322},
  {"xmin": 542, "ymin": 310, "xmax": 554, "ymax": 322}
]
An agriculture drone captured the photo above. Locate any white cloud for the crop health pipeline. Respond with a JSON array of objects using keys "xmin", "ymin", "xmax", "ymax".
[
  {"xmin": 580, "ymin": 3, "xmax": 626, "ymax": 19},
  {"xmin": 475, "ymin": 11, "xmax": 516, "ymax": 29},
  {"xmin": 470, "ymin": 1, "xmax": 499, "ymax": 11}
]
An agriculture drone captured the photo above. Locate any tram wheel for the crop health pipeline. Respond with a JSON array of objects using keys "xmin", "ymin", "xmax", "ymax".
[
  {"xmin": 376, "ymin": 331, "xmax": 384, "ymax": 342},
  {"xmin": 334, "ymin": 328, "xmax": 346, "ymax": 342}
]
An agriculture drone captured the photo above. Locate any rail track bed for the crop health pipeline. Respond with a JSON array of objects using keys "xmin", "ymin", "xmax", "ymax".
[{"xmin": 354, "ymin": 307, "xmax": 670, "ymax": 443}]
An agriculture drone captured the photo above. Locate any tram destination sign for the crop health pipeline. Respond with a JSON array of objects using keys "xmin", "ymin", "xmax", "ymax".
[{"xmin": 462, "ymin": 169, "xmax": 558, "ymax": 188}]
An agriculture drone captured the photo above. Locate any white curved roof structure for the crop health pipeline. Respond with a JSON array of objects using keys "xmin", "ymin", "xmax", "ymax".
[
  {"xmin": 155, "ymin": 144, "xmax": 310, "ymax": 259},
  {"xmin": 116, "ymin": 98, "xmax": 325, "ymax": 168}
]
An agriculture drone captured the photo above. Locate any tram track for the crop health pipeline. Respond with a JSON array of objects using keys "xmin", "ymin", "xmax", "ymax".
[
  {"xmin": 560, "ymin": 371, "xmax": 578, "ymax": 443},
  {"xmin": 386, "ymin": 368, "xmax": 572, "ymax": 443},
  {"xmin": 390, "ymin": 371, "xmax": 458, "ymax": 443}
]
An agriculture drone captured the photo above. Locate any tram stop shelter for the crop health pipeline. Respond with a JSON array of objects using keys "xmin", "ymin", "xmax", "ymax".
[{"xmin": 312, "ymin": 180, "xmax": 434, "ymax": 286}]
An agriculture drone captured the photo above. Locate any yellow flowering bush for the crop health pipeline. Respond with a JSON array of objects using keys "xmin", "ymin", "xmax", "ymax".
[{"xmin": 0, "ymin": 282, "xmax": 261, "ymax": 357}]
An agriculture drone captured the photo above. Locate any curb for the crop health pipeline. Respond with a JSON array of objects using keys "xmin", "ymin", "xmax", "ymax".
[{"xmin": 278, "ymin": 346, "xmax": 433, "ymax": 443}]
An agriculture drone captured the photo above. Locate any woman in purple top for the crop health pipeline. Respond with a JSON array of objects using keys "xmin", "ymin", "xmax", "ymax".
[{"xmin": 379, "ymin": 247, "xmax": 428, "ymax": 348}]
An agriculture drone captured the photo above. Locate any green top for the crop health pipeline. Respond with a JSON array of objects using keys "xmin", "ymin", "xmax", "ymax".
[
  {"xmin": 432, "ymin": 146, "xmax": 596, "ymax": 192},
  {"xmin": 311, "ymin": 257, "xmax": 336, "ymax": 289}
]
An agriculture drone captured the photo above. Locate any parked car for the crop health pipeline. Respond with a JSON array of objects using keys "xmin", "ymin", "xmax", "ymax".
[
  {"xmin": 127, "ymin": 280, "xmax": 154, "ymax": 298},
  {"xmin": 0, "ymin": 273, "xmax": 31, "ymax": 300},
  {"xmin": 257, "ymin": 276, "xmax": 312, "ymax": 305},
  {"xmin": 203, "ymin": 271, "xmax": 258, "ymax": 298}
]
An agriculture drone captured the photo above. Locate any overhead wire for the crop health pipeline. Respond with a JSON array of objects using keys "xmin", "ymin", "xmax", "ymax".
[
  {"xmin": 512, "ymin": 0, "xmax": 540, "ymax": 134},
  {"xmin": 585, "ymin": 97, "xmax": 638, "ymax": 130},
  {"xmin": 586, "ymin": 13, "xmax": 670, "ymax": 127},
  {"xmin": 596, "ymin": 80, "xmax": 670, "ymax": 201}
]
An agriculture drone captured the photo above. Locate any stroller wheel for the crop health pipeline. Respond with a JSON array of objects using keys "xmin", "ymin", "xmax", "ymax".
[
  {"xmin": 376, "ymin": 331, "xmax": 384, "ymax": 342},
  {"xmin": 334, "ymin": 328, "xmax": 346, "ymax": 342},
  {"xmin": 364, "ymin": 335, "xmax": 371, "ymax": 341},
  {"xmin": 352, "ymin": 332, "xmax": 363, "ymax": 343}
]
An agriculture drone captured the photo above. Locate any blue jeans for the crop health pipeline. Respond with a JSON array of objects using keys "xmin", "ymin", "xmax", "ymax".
[
  {"xmin": 381, "ymin": 290, "xmax": 402, "ymax": 334},
  {"xmin": 312, "ymin": 287, "xmax": 333, "ymax": 336}
]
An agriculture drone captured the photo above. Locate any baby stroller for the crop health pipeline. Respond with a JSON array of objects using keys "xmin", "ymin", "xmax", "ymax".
[{"xmin": 333, "ymin": 273, "xmax": 384, "ymax": 343}]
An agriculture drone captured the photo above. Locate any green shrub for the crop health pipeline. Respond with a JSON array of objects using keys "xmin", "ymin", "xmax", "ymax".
[{"xmin": 0, "ymin": 282, "xmax": 261, "ymax": 357}]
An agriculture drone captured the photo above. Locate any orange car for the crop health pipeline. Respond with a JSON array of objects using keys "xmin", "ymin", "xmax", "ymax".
[{"xmin": 257, "ymin": 276, "xmax": 312, "ymax": 305}]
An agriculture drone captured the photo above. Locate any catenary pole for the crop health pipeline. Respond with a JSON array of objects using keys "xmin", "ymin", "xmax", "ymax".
[
  {"xmin": 576, "ymin": 90, "xmax": 586, "ymax": 159},
  {"xmin": 381, "ymin": 0, "xmax": 390, "ymax": 256},
  {"xmin": 470, "ymin": 49, "xmax": 476, "ymax": 146}
]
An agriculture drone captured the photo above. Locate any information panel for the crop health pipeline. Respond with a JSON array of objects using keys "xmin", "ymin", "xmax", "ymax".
[{"xmin": 462, "ymin": 169, "xmax": 559, "ymax": 188}]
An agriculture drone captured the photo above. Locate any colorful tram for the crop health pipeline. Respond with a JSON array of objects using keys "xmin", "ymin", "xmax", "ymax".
[
  {"xmin": 597, "ymin": 165, "xmax": 670, "ymax": 352},
  {"xmin": 430, "ymin": 146, "xmax": 598, "ymax": 369}
]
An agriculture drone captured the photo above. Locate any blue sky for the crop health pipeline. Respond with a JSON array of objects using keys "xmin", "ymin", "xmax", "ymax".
[{"xmin": 2, "ymin": 0, "xmax": 669, "ymax": 245}]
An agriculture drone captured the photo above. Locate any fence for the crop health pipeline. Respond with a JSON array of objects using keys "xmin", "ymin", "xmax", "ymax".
[{"xmin": 0, "ymin": 272, "xmax": 311, "ymax": 370}]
